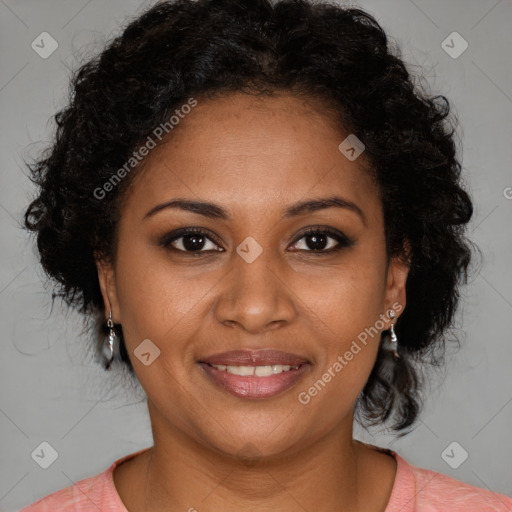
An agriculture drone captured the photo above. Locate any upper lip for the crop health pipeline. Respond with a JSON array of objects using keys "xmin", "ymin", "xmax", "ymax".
[{"xmin": 199, "ymin": 349, "xmax": 310, "ymax": 367}]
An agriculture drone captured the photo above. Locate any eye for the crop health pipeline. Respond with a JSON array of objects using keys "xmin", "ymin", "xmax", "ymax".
[
  {"xmin": 159, "ymin": 226, "xmax": 354, "ymax": 256},
  {"xmin": 290, "ymin": 227, "xmax": 354, "ymax": 254},
  {"xmin": 159, "ymin": 227, "xmax": 223, "ymax": 254}
]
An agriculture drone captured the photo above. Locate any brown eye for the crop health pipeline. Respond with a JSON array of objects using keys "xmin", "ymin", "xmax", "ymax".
[
  {"xmin": 159, "ymin": 227, "xmax": 223, "ymax": 253},
  {"xmin": 290, "ymin": 228, "xmax": 354, "ymax": 254}
]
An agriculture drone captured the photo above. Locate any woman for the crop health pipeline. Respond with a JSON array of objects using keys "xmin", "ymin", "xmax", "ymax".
[{"xmin": 20, "ymin": 0, "xmax": 512, "ymax": 510}]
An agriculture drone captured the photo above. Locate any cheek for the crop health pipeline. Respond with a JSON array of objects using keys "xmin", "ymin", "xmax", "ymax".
[
  {"xmin": 304, "ymin": 252, "xmax": 387, "ymax": 398},
  {"xmin": 113, "ymin": 237, "xmax": 231, "ymax": 377},
  {"xmin": 318, "ymin": 251, "xmax": 387, "ymax": 333},
  {"xmin": 113, "ymin": 234, "xmax": 195, "ymax": 347}
]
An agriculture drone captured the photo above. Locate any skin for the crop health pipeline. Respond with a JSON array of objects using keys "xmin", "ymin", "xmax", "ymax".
[{"xmin": 96, "ymin": 91, "xmax": 410, "ymax": 512}]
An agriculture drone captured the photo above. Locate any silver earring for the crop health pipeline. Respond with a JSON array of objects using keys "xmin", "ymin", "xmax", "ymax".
[
  {"xmin": 103, "ymin": 310, "xmax": 116, "ymax": 370},
  {"xmin": 388, "ymin": 310, "xmax": 400, "ymax": 360}
]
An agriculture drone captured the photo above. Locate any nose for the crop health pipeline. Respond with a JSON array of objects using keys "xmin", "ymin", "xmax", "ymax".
[{"xmin": 214, "ymin": 245, "xmax": 297, "ymax": 334}]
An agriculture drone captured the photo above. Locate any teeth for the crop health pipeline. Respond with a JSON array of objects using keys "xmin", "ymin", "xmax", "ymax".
[
  {"xmin": 211, "ymin": 364, "xmax": 300, "ymax": 376},
  {"xmin": 238, "ymin": 365, "xmax": 255, "ymax": 376},
  {"xmin": 255, "ymin": 365, "xmax": 273, "ymax": 377}
]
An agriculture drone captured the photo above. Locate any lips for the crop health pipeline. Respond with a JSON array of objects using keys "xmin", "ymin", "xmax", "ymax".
[
  {"xmin": 199, "ymin": 349, "xmax": 310, "ymax": 367},
  {"xmin": 198, "ymin": 349, "xmax": 311, "ymax": 399}
]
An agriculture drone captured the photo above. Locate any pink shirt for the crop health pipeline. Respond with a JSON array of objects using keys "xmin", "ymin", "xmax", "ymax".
[{"xmin": 20, "ymin": 446, "xmax": 512, "ymax": 511}]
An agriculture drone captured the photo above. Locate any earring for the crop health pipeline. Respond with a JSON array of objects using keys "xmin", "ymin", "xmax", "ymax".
[
  {"xmin": 388, "ymin": 309, "xmax": 400, "ymax": 360},
  {"xmin": 103, "ymin": 310, "xmax": 116, "ymax": 370}
]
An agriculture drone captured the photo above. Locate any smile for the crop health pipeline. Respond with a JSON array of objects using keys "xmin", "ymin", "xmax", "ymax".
[
  {"xmin": 210, "ymin": 363, "xmax": 300, "ymax": 376},
  {"xmin": 199, "ymin": 362, "xmax": 310, "ymax": 399}
]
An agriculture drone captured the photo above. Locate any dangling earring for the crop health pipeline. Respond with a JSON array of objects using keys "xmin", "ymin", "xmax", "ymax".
[
  {"xmin": 388, "ymin": 309, "xmax": 400, "ymax": 360},
  {"xmin": 103, "ymin": 310, "xmax": 116, "ymax": 370}
]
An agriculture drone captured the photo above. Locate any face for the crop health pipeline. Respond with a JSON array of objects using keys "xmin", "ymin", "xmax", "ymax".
[{"xmin": 97, "ymin": 92, "xmax": 409, "ymax": 459}]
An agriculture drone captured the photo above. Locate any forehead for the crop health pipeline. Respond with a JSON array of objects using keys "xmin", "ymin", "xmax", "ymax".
[{"xmin": 122, "ymin": 92, "xmax": 381, "ymax": 223}]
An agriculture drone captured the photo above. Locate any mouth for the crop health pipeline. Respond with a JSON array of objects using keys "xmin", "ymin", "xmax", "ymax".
[{"xmin": 198, "ymin": 349, "xmax": 311, "ymax": 399}]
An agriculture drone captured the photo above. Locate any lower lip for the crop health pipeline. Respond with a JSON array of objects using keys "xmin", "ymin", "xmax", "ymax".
[{"xmin": 199, "ymin": 363, "xmax": 311, "ymax": 399}]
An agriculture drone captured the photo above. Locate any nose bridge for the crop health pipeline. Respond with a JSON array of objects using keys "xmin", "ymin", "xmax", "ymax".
[{"xmin": 214, "ymin": 238, "xmax": 296, "ymax": 332}]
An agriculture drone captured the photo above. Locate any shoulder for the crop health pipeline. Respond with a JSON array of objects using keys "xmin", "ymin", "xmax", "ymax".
[
  {"xmin": 413, "ymin": 465, "xmax": 512, "ymax": 511},
  {"xmin": 395, "ymin": 452, "xmax": 512, "ymax": 511},
  {"xmin": 18, "ymin": 448, "xmax": 152, "ymax": 512},
  {"xmin": 19, "ymin": 470, "xmax": 111, "ymax": 511},
  {"xmin": 19, "ymin": 466, "xmax": 118, "ymax": 512},
  {"xmin": 19, "ymin": 448, "xmax": 150, "ymax": 512}
]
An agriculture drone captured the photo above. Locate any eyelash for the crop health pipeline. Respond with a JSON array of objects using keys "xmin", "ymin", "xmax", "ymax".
[{"xmin": 158, "ymin": 226, "xmax": 354, "ymax": 256}]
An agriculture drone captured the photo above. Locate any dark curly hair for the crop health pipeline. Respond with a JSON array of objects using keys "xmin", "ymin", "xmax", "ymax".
[{"xmin": 23, "ymin": 0, "xmax": 477, "ymax": 434}]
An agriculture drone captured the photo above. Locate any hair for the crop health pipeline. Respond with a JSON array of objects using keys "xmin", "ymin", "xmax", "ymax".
[{"xmin": 24, "ymin": 0, "xmax": 478, "ymax": 434}]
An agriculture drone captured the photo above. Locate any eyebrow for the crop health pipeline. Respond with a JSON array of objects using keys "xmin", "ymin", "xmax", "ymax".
[{"xmin": 143, "ymin": 195, "xmax": 366, "ymax": 225}]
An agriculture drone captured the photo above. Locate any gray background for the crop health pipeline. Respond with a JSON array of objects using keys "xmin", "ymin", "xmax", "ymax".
[{"xmin": 1, "ymin": 0, "xmax": 511, "ymax": 510}]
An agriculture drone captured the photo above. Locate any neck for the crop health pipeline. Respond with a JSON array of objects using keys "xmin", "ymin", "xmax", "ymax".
[{"xmin": 137, "ymin": 405, "xmax": 383, "ymax": 512}]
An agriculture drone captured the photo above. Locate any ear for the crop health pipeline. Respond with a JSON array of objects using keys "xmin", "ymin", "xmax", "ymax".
[
  {"xmin": 94, "ymin": 251, "xmax": 121, "ymax": 323},
  {"xmin": 383, "ymin": 240, "xmax": 411, "ymax": 322}
]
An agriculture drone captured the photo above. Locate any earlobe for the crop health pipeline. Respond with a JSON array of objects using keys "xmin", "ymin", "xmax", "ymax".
[
  {"xmin": 384, "ymin": 241, "xmax": 411, "ymax": 320},
  {"xmin": 94, "ymin": 252, "xmax": 119, "ymax": 321}
]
